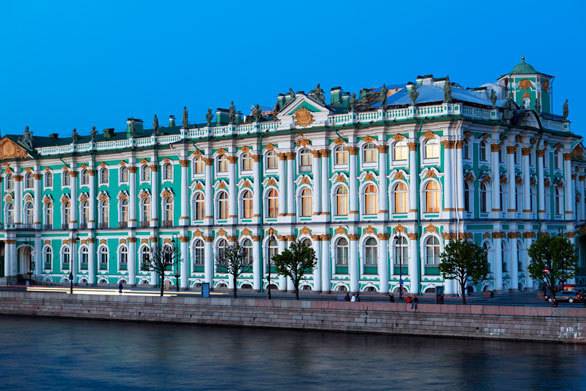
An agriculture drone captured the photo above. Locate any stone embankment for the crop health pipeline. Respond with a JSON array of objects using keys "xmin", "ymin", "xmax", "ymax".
[{"xmin": 0, "ymin": 291, "xmax": 584, "ymax": 344}]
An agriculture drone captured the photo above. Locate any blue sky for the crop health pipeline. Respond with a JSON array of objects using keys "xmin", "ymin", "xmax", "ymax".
[{"xmin": 1, "ymin": 0, "xmax": 585, "ymax": 137}]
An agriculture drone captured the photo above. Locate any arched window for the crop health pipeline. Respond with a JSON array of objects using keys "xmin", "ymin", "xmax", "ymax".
[
  {"xmin": 335, "ymin": 186, "xmax": 349, "ymax": 216},
  {"xmin": 24, "ymin": 201, "xmax": 34, "ymax": 226},
  {"xmin": 24, "ymin": 173, "xmax": 33, "ymax": 189},
  {"xmin": 425, "ymin": 181, "xmax": 440, "ymax": 213},
  {"xmin": 119, "ymin": 166, "xmax": 129, "ymax": 183},
  {"xmin": 141, "ymin": 165, "xmax": 151, "ymax": 182},
  {"xmin": 119, "ymin": 198, "xmax": 129, "ymax": 226},
  {"xmin": 364, "ymin": 237, "xmax": 378, "ymax": 266},
  {"xmin": 364, "ymin": 184, "xmax": 378, "ymax": 215},
  {"xmin": 194, "ymin": 193, "xmax": 205, "ymax": 221},
  {"xmin": 464, "ymin": 182, "xmax": 471, "ymax": 213},
  {"xmin": 241, "ymin": 153, "xmax": 253, "ymax": 172},
  {"xmin": 363, "ymin": 143, "xmax": 378, "ymax": 164},
  {"xmin": 299, "ymin": 149, "xmax": 312, "ymax": 171},
  {"xmin": 193, "ymin": 239, "xmax": 205, "ymax": 266},
  {"xmin": 193, "ymin": 157, "xmax": 205, "ymax": 175},
  {"xmin": 267, "ymin": 237, "xmax": 278, "ymax": 267},
  {"xmin": 99, "ymin": 199, "xmax": 109, "ymax": 228},
  {"xmin": 393, "ymin": 182, "xmax": 408, "ymax": 213},
  {"xmin": 44, "ymin": 172, "xmax": 52, "ymax": 188},
  {"xmin": 336, "ymin": 237, "xmax": 348, "ymax": 266},
  {"xmin": 554, "ymin": 150, "xmax": 561, "ymax": 170},
  {"xmin": 62, "ymin": 246, "xmax": 71, "ymax": 270},
  {"xmin": 555, "ymin": 187, "xmax": 562, "ymax": 215},
  {"xmin": 216, "ymin": 239, "xmax": 228, "ymax": 262},
  {"xmin": 393, "ymin": 141, "xmax": 408, "ymax": 162},
  {"xmin": 80, "ymin": 246, "xmax": 89, "ymax": 270},
  {"xmin": 266, "ymin": 151, "xmax": 278, "ymax": 170},
  {"xmin": 162, "ymin": 197, "xmax": 173, "ymax": 225},
  {"xmin": 242, "ymin": 190, "xmax": 253, "ymax": 219},
  {"xmin": 162, "ymin": 163, "xmax": 173, "ymax": 181},
  {"xmin": 301, "ymin": 187, "xmax": 312, "ymax": 217},
  {"xmin": 99, "ymin": 246, "xmax": 108, "ymax": 270},
  {"xmin": 62, "ymin": 200, "xmax": 71, "ymax": 228},
  {"xmin": 80, "ymin": 169, "xmax": 89, "ymax": 186},
  {"xmin": 425, "ymin": 236, "xmax": 440, "ymax": 266},
  {"xmin": 479, "ymin": 141, "xmax": 488, "ymax": 162},
  {"xmin": 99, "ymin": 167, "xmax": 109, "ymax": 185},
  {"xmin": 424, "ymin": 138, "xmax": 439, "ymax": 159},
  {"xmin": 218, "ymin": 191, "xmax": 229, "ymax": 219},
  {"xmin": 140, "ymin": 197, "xmax": 151, "ymax": 226},
  {"xmin": 118, "ymin": 245, "xmax": 128, "ymax": 271},
  {"xmin": 5, "ymin": 202, "xmax": 14, "ymax": 225},
  {"xmin": 63, "ymin": 170, "xmax": 71, "ymax": 186},
  {"xmin": 334, "ymin": 146, "xmax": 349, "ymax": 166},
  {"xmin": 43, "ymin": 246, "xmax": 52, "ymax": 269},
  {"xmin": 301, "ymin": 238, "xmax": 312, "ymax": 248},
  {"xmin": 5, "ymin": 174, "xmax": 13, "ymax": 190},
  {"xmin": 480, "ymin": 182, "xmax": 489, "ymax": 213},
  {"xmin": 217, "ymin": 155, "xmax": 228, "ymax": 173},
  {"xmin": 44, "ymin": 202, "xmax": 53, "ymax": 228},
  {"xmin": 140, "ymin": 246, "xmax": 151, "ymax": 270},
  {"xmin": 267, "ymin": 189, "xmax": 278, "ymax": 218},
  {"xmin": 394, "ymin": 236, "xmax": 408, "ymax": 271},
  {"xmin": 242, "ymin": 239, "xmax": 253, "ymax": 265}
]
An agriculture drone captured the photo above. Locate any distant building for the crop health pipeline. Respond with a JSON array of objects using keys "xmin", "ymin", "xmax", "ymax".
[{"xmin": 0, "ymin": 58, "xmax": 583, "ymax": 293}]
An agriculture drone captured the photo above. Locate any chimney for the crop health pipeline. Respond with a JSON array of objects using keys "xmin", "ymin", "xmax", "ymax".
[
  {"xmin": 49, "ymin": 133, "xmax": 59, "ymax": 140},
  {"xmin": 168, "ymin": 115, "xmax": 176, "ymax": 127},
  {"xmin": 103, "ymin": 128, "xmax": 115, "ymax": 138},
  {"xmin": 330, "ymin": 87, "xmax": 342, "ymax": 105}
]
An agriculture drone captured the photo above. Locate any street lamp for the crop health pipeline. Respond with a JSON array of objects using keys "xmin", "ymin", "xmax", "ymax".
[
  {"xmin": 174, "ymin": 271, "xmax": 180, "ymax": 292},
  {"xmin": 68, "ymin": 272, "xmax": 73, "ymax": 295}
]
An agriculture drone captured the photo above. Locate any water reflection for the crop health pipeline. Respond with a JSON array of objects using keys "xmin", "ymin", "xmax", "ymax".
[{"xmin": 0, "ymin": 316, "xmax": 585, "ymax": 391}]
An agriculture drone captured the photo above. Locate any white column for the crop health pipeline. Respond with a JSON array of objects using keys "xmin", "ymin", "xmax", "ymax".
[
  {"xmin": 252, "ymin": 235, "xmax": 261, "ymax": 290},
  {"xmin": 579, "ymin": 175, "xmax": 585, "ymax": 221},
  {"xmin": 180, "ymin": 231, "xmax": 189, "ymax": 289},
  {"xmin": 443, "ymin": 237, "xmax": 455, "ymax": 295},
  {"xmin": 537, "ymin": 150, "xmax": 545, "ymax": 218},
  {"xmin": 378, "ymin": 145, "xmax": 388, "ymax": 218},
  {"xmin": 321, "ymin": 235, "xmax": 331, "ymax": 293},
  {"xmin": 71, "ymin": 236, "xmax": 78, "ymax": 281},
  {"xmin": 204, "ymin": 235, "xmax": 213, "ymax": 285},
  {"xmin": 408, "ymin": 143, "xmax": 418, "ymax": 217},
  {"xmin": 408, "ymin": 235, "xmax": 419, "ymax": 294},
  {"xmin": 378, "ymin": 234, "xmax": 389, "ymax": 294},
  {"xmin": 7, "ymin": 239, "xmax": 16, "ymax": 276},
  {"xmin": 150, "ymin": 160, "xmax": 159, "ymax": 227},
  {"xmin": 89, "ymin": 166, "xmax": 96, "ymax": 229},
  {"xmin": 252, "ymin": 154, "xmax": 261, "ymax": 220},
  {"xmin": 349, "ymin": 147, "xmax": 358, "ymax": 219},
  {"xmin": 349, "ymin": 234, "xmax": 359, "ymax": 293},
  {"xmin": 564, "ymin": 152, "xmax": 574, "ymax": 220},
  {"xmin": 507, "ymin": 146, "xmax": 516, "ymax": 217},
  {"xmin": 491, "ymin": 142, "xmax": 501, "ymax": 217},
  {"xmin": 88, "ymin": 235, "xmax": 96, "ymax": 285},
  {"xmin": 278, "ymin": 236, "xmax": 287, "ymax": 290},
  {"xmin": 312, "ymin": 237, "xmax": 321, "ymax": 292},
  {"xmin": 522, "ymin": 148, "xmax": 531, "ymax": 218},
  {"xmin": 33, "ymin": 172, "xmax": 41, "ymax": 229},
  {"xmin": 524, "ymin": 237, "xmax": 533, "ymax": 289},
  {"xmin": 455, "ymin": 141, "xmax": 465, "ymax": 218},
  {"xmin": 312, "ymin": 151, "xmax": 321, "ymax": 216},
  {"xmin": 14, "ymin": 172, "xmax": 22, "ymax": 226},
  {"xmin": 228, "ymin": 155, "xmax": 237, "ymax": 222},
  {"xmin": 129, "ymin": 165, "xmax": 137, "ymax": 228},
  {"xmin": 204, "ymin": 157, "xmax": 214, "ymax": 221},
  {"xmin": 442, "ymin": 141, "xmax": 453, "ymax": 217},
  {"xmin": 71, "ymin": 170, "xmax": 78, "ymax": 229},
  {"xmin": 3, "ymin": 240, "xmax": 9, "ymax": 277},
  {"xmin": 510, "ymin": 236, "xmax": 518, "ymax": 290},
  {"xmin": 128, "ymin": 236, "xmax": 137, "ymax": 286},
  {"xmin": 287, "ymin": 154, "xmax": 295, "ymax": 219},
  {"xmin": 278, "ymin": 154, "xmax": 287, "ymax": 217},
  {"xmin": 494, "ymin": 236, "xmax": 503, "ymax": 290},
  {"xmin": 321, "ymin": 150, "xmax": 330, "ymax": 217},
  {"xmin": 180, "ymin": 159, "xmax": 189, "ymax": 226},
  {"xmin": 34, "ymin": 234, "xmax": 42, "ymax": 278}
]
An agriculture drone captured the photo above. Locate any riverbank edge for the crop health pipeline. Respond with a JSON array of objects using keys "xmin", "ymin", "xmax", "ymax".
[{"xmin": 0, "ymin": 292, "xmax": 584, "ymax": 344}]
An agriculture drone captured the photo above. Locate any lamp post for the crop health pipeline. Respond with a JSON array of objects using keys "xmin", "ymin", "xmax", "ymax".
[
  {"xmin": 69, "ymin": 272, "xmax": 73, "ymax": 295},
  {"xmin": 174, "ymin": 272, "xmax": 180, "ymax": 292}
]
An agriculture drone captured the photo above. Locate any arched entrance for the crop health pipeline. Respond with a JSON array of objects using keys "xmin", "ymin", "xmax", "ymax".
[{"xmin": 18, "ymin": 246, "xmax": 33, "ymax": 276}]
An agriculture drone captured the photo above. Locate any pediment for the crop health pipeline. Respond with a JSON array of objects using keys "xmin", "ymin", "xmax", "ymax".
[
  {"xmin": 277, "ymin": 95, "xmax": 330, "ymax": 130},
  {"xmin": 0, "ymin": 138, "xmax": 32, "ymax": 160}
]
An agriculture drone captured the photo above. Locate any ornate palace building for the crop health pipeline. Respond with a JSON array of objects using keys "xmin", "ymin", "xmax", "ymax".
[{"xmin": 0, "ymin": 58, "xmax": 584, "ymax": 294}]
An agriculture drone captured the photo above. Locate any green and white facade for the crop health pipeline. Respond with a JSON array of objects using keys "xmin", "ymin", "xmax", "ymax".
[{"xmin": 1, "ymin": 58, "xmax": 584, "ymax": 293}]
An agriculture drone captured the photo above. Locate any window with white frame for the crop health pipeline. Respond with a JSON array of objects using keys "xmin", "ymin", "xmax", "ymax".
[
  {"xmin": 364, "ymin": 184, "xmax": 378, "ymax": 215},
  {"xmin": 300, "ymin": 187, "xmax": 312, "ymax": 217},
  {"xmin": 394, "ymin": 236, "xmax": 408, "ymax": 269},
  {"xmin": 425, "ymin": 236, "xmax": 440, "ymax": 266},
  {"xmin": 24, "ymin": 173, "xmax": 33, "ymax": 189},
  {"xmin": 241, "ymin": 190, "xmax": 253, "ymax": 219},
  {"xmin": 335, "ymin": 186, "xmax": 349, "ymax": 216},
  {"xmin": 44, "ymin": 202, "xmax": 53, "ymax": 227},
  {"xmin": 299, "ymin": 149, "xmax": 312, "ymax": 171},
  {"xmin": 217, "ymin": 155, "xmax": 228, "ymax": 173},
  {"xmin": 424, "ymin": 139, "xmax": 440, "ymax": 160},
  {"xmin": 80, "ymin": 246, "xmax": 88, "ymax": 269},
  {"xmin": 241, "ymin": 153, "xmax": 253, "ymax": 172},
  {"xmin": 119, "ymin": 245, "xmax": 128, "ymax": 270},
  {"xmin": 140, "ymin": 246, "xmax": 150, "ymax": 270},
  {"xmin": 119, "ymin": 166, "xmax": 129, "ymax": 183},
  {"xmin": 554, "ymin": 150, "xmax": 561, "ymax": 170},
  {"xmin": 43, "ymin": 246, "xmax": 52, "ymax": 269},
  {"xmin": 62, "ymin": 246, "xmax": 70, "ymax": 270},
  {"xmin": 217, "ymin": 191, "xmax": 229, "ymax": 219},
  {"xmin": 99, "ymin": 246, "xmax": 108, "ymax": 270},
  {"xmin": 424, "ymin": 181, "xmax": 440, "ymax": 213},
  {"xmin": 44, "ymin": 172, "xmax": 52, "ymax": 188},
  {"xmin": 5, "ymin": 174, "xmax": 13, "ymax": 190},
  {"xmin": 140, "ymin": 197, "xmax": 151, "ymax": 225},
  {"xmin": 62, "ymin": 200, "xmax": 71, "ymax": 227},
  {"xmin": 463, "ymin": 140, "xmax": 470, "ymax": 160},
  {"xmin": 479, "ymin": 141, "xmax": 488, "ymax": 162},
  {"xmin": 162, "ymin": 163, "xmax": 173, "ymax": 181},
  {"xmin": 363, "ymin": 143, "xmax": 378, "ymax": 164},
  {"xmin": 162, "ymin": 197, "xmax": 173, "ymax": 223},
  {"xmin": 393, "ymin": 182, "xmax": 408, "ymax": 213},
  {"xmin": 335, "ymin": 237, "xmax": 348, "ymax": 266},
  {"xmin": 99, "ymin": 199, "xmax": 109, "ymax": 227},
  {"xmin": 216, "ymin": 239, "xmax": 228, "ymax": 263},
  {"xmin": 99, "ymin": 167, "xmax": 109, "ymax": 185},
  {"xmin": 267, "ymin": 189, "xmax": 278, "ymax": 218},
  {"xmin": 80, "ymin": 169, "xmax": 89, "ymax": 186},
  {"xmin": 193, "ymin": 193, "xmax": 204, "ymax": 221},
  {"xmin": 266, "ymin": 151, "xmax": 278, "ymax": 170},
  {"xmin": 193, "ymin": 239, "xmax": 204, "ymax": 267},
  {"xmin": 141, "ymin": 165, "xmax": 151, "ymax": 182},
  {"xmin": 555, "ymin": 187, "xmax": 562, "ymax": 215},
  {"xmin": 193, "ymin": 157, "xmax": 205, "ymax": 175},
  {"xmin": 267, "ymin": 237, "xmax": 278, "ymax": 267},
  {"xmin": 480, "ymin": 182, "xmax": 489, "ymax": 213},
  {"xmin": 24, "ymin": 201, "xmax": 34, "ymax": 225},
  {"xmin": 364, "ymin": 237, "xmax": 378, "ymax": 267},
  {"xmin": 5, "ymin": 202, "xmax": 13, "ymax": 225},
  {"xmin": 63, "ymin": 170, "xmax": 71, "ymax": 187},
  {"xmin": 242, "ymin": 239, "xmax": 253, "ymax": 265},
  {"xmin": 334, "ymin": 146, "xmax": 349, "ymax": 166},
  {"xmin": 464, "ymin": 181, "xmax": 471, "ymax": 213},
  {"xmin": 119, "ymin": 198, "xmax": 129, "ymax": 225},
  {"xmin": 393, "ymin": 141, "xmax": 408, "ymax": 162}
]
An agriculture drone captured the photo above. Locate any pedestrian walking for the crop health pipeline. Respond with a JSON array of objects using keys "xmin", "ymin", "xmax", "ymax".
[
  {"xmin": 344, "ymin": 292, "xmax": 350, "ymax": 302},
  {"xmin": 118, "ymin": 282, "xmax": 123, "ymax": 294},
  {"xmin": 351, "ymin": 294, "xmax": 356, "ymax": 302},
  {"xmin": 356, "ymin": 293, "xmax": 361, "ymax": 302},
  {"xmin": 412, "ymin": 296, "xmax": 419, "ymax": 310}
]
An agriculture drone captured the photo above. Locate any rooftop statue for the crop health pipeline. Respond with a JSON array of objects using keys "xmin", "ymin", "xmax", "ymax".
[
  {"xmin": 563, "ymin": 99, "xmax": 569, "ymax": 120},
  {"xmin": 182, "ymin": 106, "xmax": 189, "ymax": 129},
  {"xmin": 443, "ymin": 76, "xmax": 452, "ymax": 103},
  {"xmin": 72, "ymin": 128, "xmax": 79, "ymax": 142},
  {"xmin": 380, "ymin": 84, "xmax": 388, "ymax": 109},
  {"xmin": 229, "ymin": 101, "xmax": 236, "ymax": 124},
  {"xmin": 206, "ymin": 109, "xmax": 214, "ymax": 126},
  {"xmin": 90, "ymin": 126, "xmax": 97, "ymax": 141},
  {"xmin": 309, "ymin": 83, "xmax": 325, "ymax": 105},
  {"xmin": 153, "ymin": 114, "xmax": 159, "ymax": 135},
  {"xmin": 288, "ymin": 88, "xmax": 296, "ymax": 101},
  {"xmin": 253, "ymin": 104, "xmax": 263, "ymax": 122},
  {"xmin": 349, "ymin": 93, "xmax": 357, "ymax": 112},
  {"xmin": 408, "ymin": 85, "xmax": 419, "ymax": 106},
  {"xmin": 490, "ymin": 90, "xmax": 497, "ymax": 107},
  {"xmin": 21, "ymin": 126, "xmax": 33, "ymax": 148},
  {"xmin": 502, "ymin": 98, "xmax": 514, "ymax": 122}
]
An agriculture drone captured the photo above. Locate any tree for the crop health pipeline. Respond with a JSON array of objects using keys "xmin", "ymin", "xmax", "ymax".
[
  {"xmin": 216, "ymin": 243, "xmax": 251, "ymax": 298},
  {"xmin": 141, "ymin": 242, "xmax": 180, "ymax": 297},
  {"xmin": 272, "ymin": 240, "xmax": 317, "ymax": 300},
  {"xmin": 528, "ymin": 234, "xmax": 577, "ymax": 306},
  {"xmin": 439, "ymin": 239, "xmax": 489, "ymax": 304}
]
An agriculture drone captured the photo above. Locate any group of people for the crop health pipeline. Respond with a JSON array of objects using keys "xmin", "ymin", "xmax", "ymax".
[
  {"xmin": 344, "ymin": 292, "xmax": 361, "ymax": 302},
  {"xmin": 344, "ymin": 291, "xmax": 419, "ymax": 309}
]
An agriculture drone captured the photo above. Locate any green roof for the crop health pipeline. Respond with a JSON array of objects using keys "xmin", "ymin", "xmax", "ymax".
[{"xmin": 510, "ymin": 57, "xmax": 538, "ymax": 75}]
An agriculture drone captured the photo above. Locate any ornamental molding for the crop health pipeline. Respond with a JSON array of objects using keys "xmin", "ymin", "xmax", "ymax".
[
  {"xmin": 241, "ymin": 228, "xmax": 252, "ymax": 237},
  {"xmin": 361, "ymin": 135, "xmax": 375, "ymax": 143},
  {"xmin": 333, "ymin": 137, "xmax": 345, "ymax": 145},
  {"xmin": 364, "ymin": 225, "xmax": 376, "ymax": 235},
  {"xmin": 395, "ymin": 224, "xmax": 406, "ymax": 234},
  {"xmin": 300, "ymin": 226, "xmax": 311, "ymax": 236},
  {"xmin": 294, "ymin": 107, "xmax": 314, "ymax": 128},
  {"xmin": 0, "ymin": 137, "xmax": 31, "ymax": 160},
  {"xmin": 422, "ymin": 130, "xmax": 437, "ymax": 139},
  {"xmin": 392, "ymin": 133, "xmax": 406, "ymax": 141},
  {"xmin": 425, "ymin": 224, "xmax": 438, "ymax": 233},
  {"xmin": 335, "ymin": 226, "xmax": 347, "ymax": 236}
]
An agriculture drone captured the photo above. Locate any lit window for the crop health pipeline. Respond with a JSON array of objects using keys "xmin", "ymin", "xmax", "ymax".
[
  {"xmin": 393, "ymin": 182, "xmax": 408, "ymax": 213},
  {"xmin": 242, "ymin": 190, "xmax": 253, "ymax": 218},
  {"xmin": 301, "ymin": 187, "xmax": 312, "ymax": 217},
  {"xmin": 425, "ymin": 181, "xmax": 440, "ymax": 213},
  {"xmin": 336, "ymin": 186, "xmax": 349, "ymax": 216},
  {"xmin": 218, "ymin": 155, "xmax": 228, "ymax": 173},
  {"xmin": 364, "ymin": 184, "xmax": 378, "ymax": 215},
  {"xmin": 267, "ymin": 189, "xmax": 278, "ymax": 218},
  {"xmin": 193, "ymin": 158, "xmax": 205, "ymax": 175},
  {"xmin": 393, "ymin": 141, "xmax": 408, "ymax": 162},
  {"xmin": 363, "ymin": 144, "xmax": 378, "ymax": 164},
  {"xmin": 141, "ymin": 197, "xmax": 151, "ymax": 225},
  {"xmin": 218, "ymin": 191, "xmax": 229, "ymax": 219},
  {"xmin": 241, "ymin": 153, "xmax": 253, "ymax": 172},
  {"xmin": 194, "ymin": 193, "xmax": 205, "ymax": 220},
  {"xmin": 335, "ymin": 146, "xmax": 349, "ymax": 166},
  {"xmin": 266, "ymin": 151, "xmax": 278, "ymax": 170},
  {"xmin": 299, "ymin": 149, "xmax": 313, "ymax": 171},
  {"xmin": 424, "ymin": 139, "xmax": 439, "ymax": 159}
]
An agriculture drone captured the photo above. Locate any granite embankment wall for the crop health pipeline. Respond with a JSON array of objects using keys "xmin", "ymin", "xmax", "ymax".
[{"xmin": 0, "ymin": 291, "xmax": 585, "ymax": 344}]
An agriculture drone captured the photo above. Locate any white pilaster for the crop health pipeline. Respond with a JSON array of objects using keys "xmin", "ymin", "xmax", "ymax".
[
  {"xmin": 252, "ymin": 235, "xmax": 261, "ymax": 290},
  {"xmin": 321, "ymin": 150, "xmax": 330, "ymax": 217},
  {"xmin": 88, "ymin": 235, "xmax": 96, "ymax": 285},
  {"xmin": 204, "ymin": 234, "xmax": 213, "ymax": 286},
  {"xmin": 321, "ymin": 235, "xmax": 331, "ymax": 293},
  {"xmin": 204, "ymin": 156, "xmax": 214, "ymax": 222},
  {"xmin": 522, "ymin": 147, "xmax": 531, "ymax": 218},
  {"xmin": 287, "ymin": 154, "xmax": 295, "ymax": 219},
  {"xmin": 349, "ymin": 146, "xmax": 358, "ymax": 219},
  {"xmin": 89, "ymin": 165, "xmax": 96, "ymax": 229},
  {"xmin": 278, "ymin": 154, "xmax": 287, "ymax": 217},
  {"xmin": 510, "ymin": 236, "xmax": 518, "ymax": 290},
  {"xmin": 278, "ymin": 236, "xmax": 287, "ymax": 290},
  {"xmin": 228, "ymin": 155, "xmax": 237, "ymax": 223},
  {"xmin": 408, "ymin": 143, "xmax": 418, "ymax": 218},
  {"xmin": 14, "ymin": 170, "xmax": 22, "ymax": 227},
  {"xmin": 564, "ymin": 152, "xmax": 574, "ymax": 220},
  {"xmin": 537, "ymin": 150, "xmax": 545, "ymax": 218},
  {"xmin": 349, "ymin": 234, "xmax": 359, "ymax": 293},
  {"xmin": 129, "ymin": 164, "xmax": 137, "ymax": 228},
  {"xmin": 128, "ymin": 235, "xmax": 137, "ymax": 286},
  {"xmin": 408, "ymin": 235, "xmax": 419, "ymax": 294},
  {"xmin": 33, "ymin": 172, "xmax": 41, "ymax": 229},
  {"xmin": 455, "ymin": 141, "xmax": 465, "ymax": 218},
  {"xmin": 378, "ymin": 234, "xmax": 389, "ymax": 294},
  {"xmin": 494, "ymin": 236, "xmax": 503, "ymax": 290},
  {"xmin": 378, "ymin": 144, "xmax": 388, "ymax": 218},
  {"xmin": 70, "ymin": 170, "xmax": 78, "ymax": 229},
  {"xmin": 524, "ymin": 237, "xmax": 533, "ymax": 289},
  {"xmin": 180, "ymin": 159, "xmax": 189, "ymax": 226},
  {"xmin": 252, "ymin": 153, "xmax": 261, "ymax": 221},
  {"xmin": 34, "ymin": 234, "xmax": 42, "ymax": 277},
  {"xmin": 442, "ymin": 140, "xmax": 453, "ymax": 218},
  {"xmin": 312, "ymin": 237, "xmax": 321, "ymax": 292},
  {"xmin": 180, "ymin": 231, "xmax": 189, "ymax": 289},
  {"xmin": 150, "ymin": 159, "xmax": 159, "ymax": 227},
  {"xmin": 491, "ymin": 142, "xmax": 501, "ymax": 217},
  {"xmin": 312, "ymin": 151, "xmax": 321, "ymax": 216},
  {"xmin": 507, "ymin": 145, "xmax": 516, "ymax": 217}
]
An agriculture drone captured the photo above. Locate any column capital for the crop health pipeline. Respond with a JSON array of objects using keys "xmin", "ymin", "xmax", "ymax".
[
  {"xmin": 537, "ymin": 150, "xmax": 546, "ymax": 157},
  {"xmin": 441, "ymin": 140, "xmax": 455, "ymax": 149},
  {"xmin": 564, "ymin": 153, "xmax": 572, "ymax": 161},
  {"xmin": 128, "ymin": 166, "xmax": 137, "ymax": 173},
  {"xmin": 521, "ymin": 147, "xmax": 531, "ymax": 156},
  {"xmin": 347, "ymin": 146, "xmax": 359, "ymax": 156},
  {"xmin": 179, "ymin": 160, "xmax": 189, "ymax": 167},
  {"xmin": 376, "ymin": 145, "xmax": 388, "ymax": 154},
  {"xmin": 407, "ymin": 142, "xmax": 417, "ymax": 151},
  {"xmin": 491, "ymin": 144, "xmax": 501, "ymax": 152},
  {"xmin": 506, "ymin": 145, "xmax": 517, "ymax": 154},
  {"xmin": 319, "ymin": 149, "xmax": 331, "ymax": 158}
]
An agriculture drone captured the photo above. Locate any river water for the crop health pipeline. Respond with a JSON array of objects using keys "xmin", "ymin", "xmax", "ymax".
[{"xmin": 0, "ymin": 315, "xmax": 585, "ymax": 391}]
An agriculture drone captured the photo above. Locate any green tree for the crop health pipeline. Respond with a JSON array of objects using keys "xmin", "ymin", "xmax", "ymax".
[
  {"xmin": 439, "ymin": 239, "xmax": 489, "ymax": 304},
  {"xmin": 216, "ymin": 243, "xmax": 251, "ymax": 298},
  {"xmin": 141, "ymin": 243, "xmax": 180, "ymax": 297},
  {"xmin": 528, "ymin": 234, "xmax": 577, "ymax": 306},
  {"xmin": 272, "ymin": 240, "xmax": 317, "ymax": 300}
]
